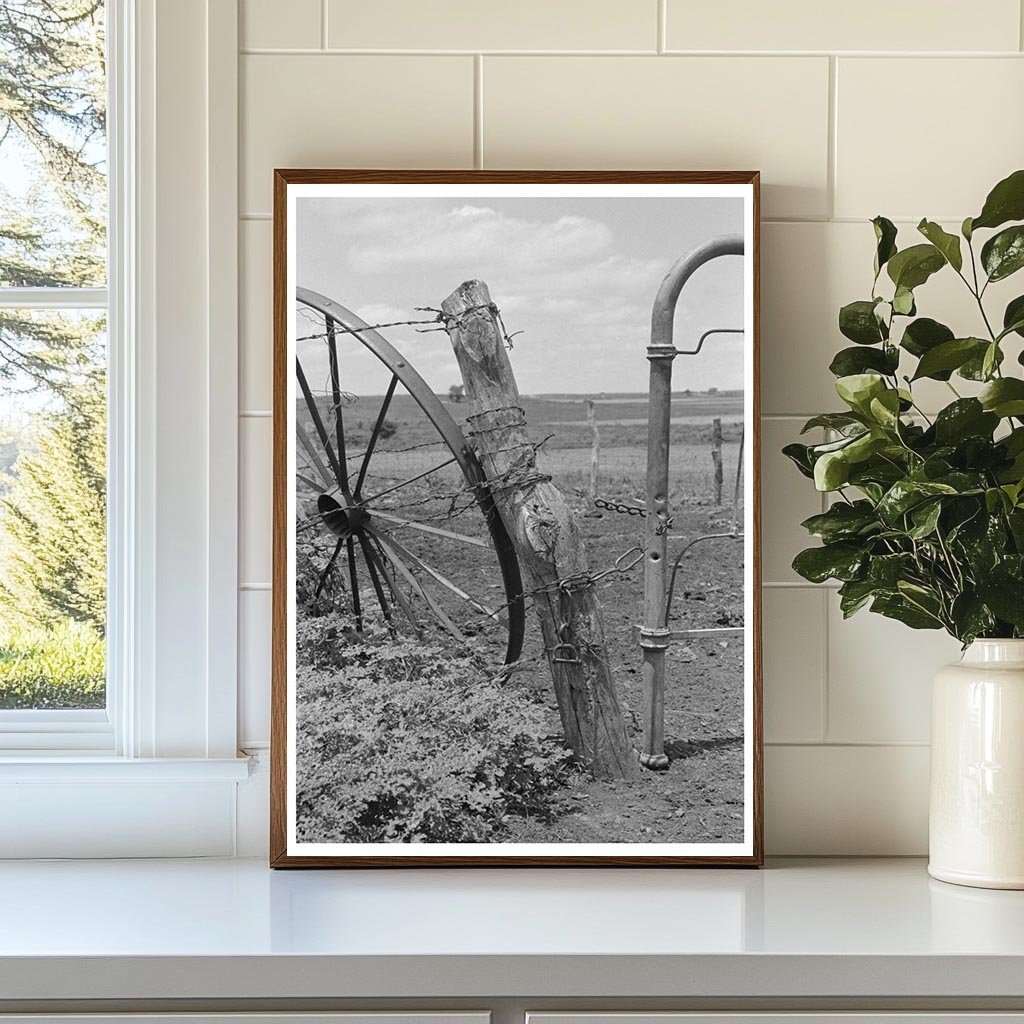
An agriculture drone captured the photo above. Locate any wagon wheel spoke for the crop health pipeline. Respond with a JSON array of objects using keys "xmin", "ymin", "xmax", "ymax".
[
  {"xmin": 325, "ymin": 316, "xmax": 351, "ymax": 497},
  {"xmin": 366, "ymin": 534, "xmax": 421, "ymax": 633},
  {"xmin": 296, "ymin": 357, "xmax": 346, "ymax": 492},
  {"xmin": 357, "ymin": 531, "xmax": 392, "ymax": 623},
  {"xmin": 369, "ymin": 509, "xmax": 488, "ymax": 549},
  {"xmin": 354, "ymin": 374, "xmax": 398, "ymax": 498},
  {"xmin": 371, "ymin": 530, "xmax": 466, "ymax": 642},
  {"xmin": 296, "ymin": 423, "xmax": 333, "ymax": 488},
  {"xmin": 345, "ymin": 534, "xmax": 362, "ymax": 630},
  {"xmin": 296, "ymin": 472, "xmax": 322, "ymax": 494},
  {"xmin": 373, "ymin": 528, "xmax": 506, "ymax": 627},
  {"xmin": 313, "ymin": 534, "xmax": 347, "ymax": 602},
  {"xmin": 359, "ymin": 456, "xmax": 459, "ymax": 507}
]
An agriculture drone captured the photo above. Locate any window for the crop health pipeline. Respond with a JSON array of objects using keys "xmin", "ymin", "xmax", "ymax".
[
  {"xmin": 0, "ymin": 0, "xmax": 245, "ymax": 856},
  {"xmin": 0, "ymin": 1, "xmax": 110, "ymax": 744}
]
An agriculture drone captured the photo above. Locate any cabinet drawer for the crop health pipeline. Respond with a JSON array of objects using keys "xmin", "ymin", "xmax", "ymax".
[
  {"xmin": 0, "ymin": 1016, "xmax": 489, "ymax": 1024},
  {"xmin": 528, "ymin": 1016, "xmax": 1024, "ymax": 1024}
]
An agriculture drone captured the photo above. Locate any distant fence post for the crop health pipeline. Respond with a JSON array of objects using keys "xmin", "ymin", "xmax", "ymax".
[
  {"xmin": 585, "ymin": 398, "xmax": 600, "ymax": 499},
  {"xmin": 711, "ymin": 417, "xmax": 723, "ymax": 505}
]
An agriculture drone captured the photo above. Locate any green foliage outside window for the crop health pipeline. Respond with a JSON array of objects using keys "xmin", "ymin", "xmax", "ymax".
[{"xmin": 0, "ymin": 1, "xmax": 107, "ymax": 708}]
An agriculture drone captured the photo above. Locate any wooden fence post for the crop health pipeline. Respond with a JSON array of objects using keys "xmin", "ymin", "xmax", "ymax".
[
  {"xmin": 442, "ymin": 280, "xmax": 639, "ymax": 781},
  {"xmin": 711, "ymin": 417, "xmax": 723, "ymax": 505},
  {"xmin": 585, "ymin": 398, "xmax": 600, "ymax": 499}
]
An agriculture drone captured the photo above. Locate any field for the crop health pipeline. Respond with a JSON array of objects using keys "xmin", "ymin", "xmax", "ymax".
[{"xmin": 295, "ymin": 389, "xmax": 747, "ymax": 844}]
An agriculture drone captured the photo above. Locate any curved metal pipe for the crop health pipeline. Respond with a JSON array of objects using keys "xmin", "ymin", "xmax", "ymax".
[
  {"xmin": 649, "ymin": 234, "xmax": 745, "ymax": 351},
  {"xmin": 639, "ymin": 234, "xmax": 745, "ymax": 771}
]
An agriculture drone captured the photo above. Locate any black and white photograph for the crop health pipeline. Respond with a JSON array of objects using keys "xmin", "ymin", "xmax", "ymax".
[{"xmin": 272, "ymin": 171, "xmax": 761, "ymax": 866}]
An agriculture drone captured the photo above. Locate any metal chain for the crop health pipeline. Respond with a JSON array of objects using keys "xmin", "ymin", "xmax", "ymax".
[{"xmin": 592, "ymin": 495, "xmax": 647, "ymax": 517}]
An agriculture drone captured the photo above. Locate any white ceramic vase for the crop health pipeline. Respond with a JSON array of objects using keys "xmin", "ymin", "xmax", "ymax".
[{"xmin": 929, "ymin": 639, "xmax": 1024, "ymax": 889}]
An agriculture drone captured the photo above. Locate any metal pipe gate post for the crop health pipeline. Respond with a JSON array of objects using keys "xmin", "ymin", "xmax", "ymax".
[{"xmin": 639, "ymin": 234, "xmax": 745, "ymax": 771}]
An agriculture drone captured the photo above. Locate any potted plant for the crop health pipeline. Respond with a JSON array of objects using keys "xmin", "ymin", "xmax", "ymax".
[{"xmin": 785, "ymin": 169, "xmax": 1024, "ymax": 889}]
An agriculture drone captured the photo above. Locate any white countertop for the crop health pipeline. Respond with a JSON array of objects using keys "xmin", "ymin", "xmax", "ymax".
[{"xmin": 1, "ymin": 857, "xmax": 1024, "ymax": 1002}]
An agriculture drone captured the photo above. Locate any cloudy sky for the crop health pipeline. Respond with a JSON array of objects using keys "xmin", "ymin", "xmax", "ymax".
[{"xmin": 296, "ymin": 194, "xmax": 745, "ymax": 396}]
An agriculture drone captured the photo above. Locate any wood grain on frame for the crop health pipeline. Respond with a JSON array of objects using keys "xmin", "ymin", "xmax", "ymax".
[{"xmin": 270, "ymin": 169, "xmax": 762, "ymax": 868}]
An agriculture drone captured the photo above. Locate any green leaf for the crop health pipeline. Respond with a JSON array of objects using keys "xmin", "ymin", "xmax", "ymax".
[
  {"xmin": 962, "ymin": 216, "xmax": 974, "ymax": 241},
  {"xmin": 892, "ymin": 286, "xmax": 916, "ymax": 316},
  {"xmin": 839, "ymin": 299, "xmax": 887, "ymax": 345},
  {"xmin": 871, "ymin": 593, "xmax": 943, "ymax": 629},
  {"xmin": 976, "ymin": 576, "xmax": 1024, "ymax": 629},
  {"xmin": 970, "ymin": 169, "xmax": 1024, "ymax": 232},
  {"xmin": 792, "ymin": 543, "xmax": 866, "ymax": 584},
  {"xmin": 868, "ymin": 389, "xmax": 901, "ymax": 430},
  {"xmin": 917, "ymin": 219, "xmax": 963, "ymax": 272},
  {"xmin": 829, "ymin": 345, "xmax": 899, "ymax": 378},
  {"xmin": 814, "ymin": 450, "xmax": 850, "ymax": 491},
  {"xmin": 800, "ymin": 501, "xmax": 879, "ymax": 543},
  {"xmin": 835, "ymin": 373, "xmax": 887, "ymax": 414},
  {"xmin": 782, "ymin": 442, "xmax": 814, "ymax": 479},
  {"xmin": 887, "ymin": 243, "xmax": 946, "ymax": 291},
  {"xmin": 980, "ymin": 378, "xmax": 1024, "ymax": 418},
  {"xmin": 900, "ymin": 317, "xmax": 955, "ymax": 365},
  {"xmin": 838, "ymin": 578, "xmax": 877, "ymax": 617},
  {"xmin": 911, "ymin": 337, "xmax": 987, "ymax": 380},
  {"xmin": 933, "ymin": 399, "xmax": 999, "ymax": 444},
  {"xmin": 868, "ymin": 552, "xmax": 915, "ymax": 587},
  {"xmin": 982, "ymin": 341, "xmax": 1001, "ymax": 380},
  {"xmin": 950, "ymin": 592, "xmax": 995, "ymax": 644},
  {"xmin": 908, "ymin": 500, "xmax": 942, "ymax": 539},
  {"xmin": 877, "ymin": 479, "xmax": 957, "ymax": 524},
  {"xmin": 800, "ymin": 412, "xmax": 864, "ymax": 435},
  {"xmin": 872, "ymin": 216, "xmax": 898, "ymax": 277},
  {"xmin": 981, "ymin": 225, "xmax": 1024, "ymax": 282},
  {"xmin": 1003, "ymin": 295, "xmax": 1024, "ymax": 340},
  {"xmin": 960, "ymin": 343, "xmax": 1004, "ymax": 381}
]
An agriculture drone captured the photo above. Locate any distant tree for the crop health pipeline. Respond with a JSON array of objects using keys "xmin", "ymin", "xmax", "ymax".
[
  {"xmin": 707, "ymin": 386, "xmax": 718, "ymax": 395},
  {"xmin": 0, "ymin": 2, "xmax": 107, "ymax": 642},
  {"xmin": 0, "ymin": 375, "xmax": 106, "ymax": 632},
  {"xmin": 0, "ymin": 0, "xmax": 106, "ymax": 394},
  {"xmin": 448, "ymin": 383, "xmax": 465, "ymax": 403}
]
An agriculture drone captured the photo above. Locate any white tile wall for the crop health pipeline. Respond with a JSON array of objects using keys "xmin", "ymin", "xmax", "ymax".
[{"xmin": 235, "ymin": 0, "xmax": 1024, "ymax": 854}]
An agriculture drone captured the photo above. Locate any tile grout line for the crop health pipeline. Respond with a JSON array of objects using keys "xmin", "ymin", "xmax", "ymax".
[
  {"xmin": 766, "ymin": 740, "xmax": 931, "ymax": 748},
  {"xmin": 1021, "ymin": 0, "xmax": 1024, "ymax": 51},
  {"xmin": 827, "ymin": 55, "xmax": 838, "ymax": 220},
  {"xmin": 657, "ymin": 0, "xmax": 666, "ymax": 53},
  {"xmin": 238, "ymin": 47, "xmax": 1024, "ymax": 57},
  {"xmin": 321, "ymin": 0, "xmax": 329, "ymax": 50},
  {"xmin": 474, "ymin": 55, "xmax": 484, "ymax": 169},
  {"xmin": 820, "ymin": 587, "xmax": 830, "ymax": 743}
]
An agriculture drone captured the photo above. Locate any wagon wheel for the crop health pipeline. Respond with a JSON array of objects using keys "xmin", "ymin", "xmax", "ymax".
[{"xmin": 294, "ymin": 286, "xmax": 526, "ymax": 664}]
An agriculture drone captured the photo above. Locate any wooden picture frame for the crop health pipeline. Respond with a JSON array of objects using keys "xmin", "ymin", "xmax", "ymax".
[{"xmin": 271, "ymin": 170, "xmax": 762, "ymax": 867}]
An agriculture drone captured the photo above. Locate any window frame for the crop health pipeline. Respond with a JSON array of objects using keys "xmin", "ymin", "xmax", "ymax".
[
  {"xmin": 0, "ymin": 4, "xmax": 120, "ymax": 750},
  {"xmin": 0, "ymin": 0, "xmax": 246, "ymax": 835}
]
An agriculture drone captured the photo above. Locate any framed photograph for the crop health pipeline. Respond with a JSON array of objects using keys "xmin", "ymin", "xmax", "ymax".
[{"xmin": 271, "ymin": 170, "xmax": 762, "ymax": 867}]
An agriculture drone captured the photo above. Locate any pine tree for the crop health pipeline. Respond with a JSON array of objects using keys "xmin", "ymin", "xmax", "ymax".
[
  {"xmin": 0, "ymin": 373, "xmax": 105, "ymax": 632},
  {"xmin": 0, "ymin": 0, "xmax": 106, "ymax": 391}
]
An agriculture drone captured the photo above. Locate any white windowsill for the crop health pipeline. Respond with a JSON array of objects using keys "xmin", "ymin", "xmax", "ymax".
[
  {"xmin": 0, "ymin": 754, "xmax": 252, "ymax": 782},
  {"xmin": 0, "ymin": 857, "xmax": 1022, "ymax": 1005}
]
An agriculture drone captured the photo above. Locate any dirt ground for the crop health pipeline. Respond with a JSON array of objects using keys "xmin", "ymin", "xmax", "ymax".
[{"xmin": 493, "ymin": 492, "xmax": 746, "ymax": 845}]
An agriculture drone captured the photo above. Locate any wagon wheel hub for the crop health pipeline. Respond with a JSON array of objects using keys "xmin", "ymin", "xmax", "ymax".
[{"xmin": 317, "ymin": 493, "xmax": 370, "ymax": 535}]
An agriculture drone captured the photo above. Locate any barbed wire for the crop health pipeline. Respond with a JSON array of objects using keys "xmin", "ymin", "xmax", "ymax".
[{"xmin": 295, "ymin": 301, "xmax": 522, "ymax": 350}]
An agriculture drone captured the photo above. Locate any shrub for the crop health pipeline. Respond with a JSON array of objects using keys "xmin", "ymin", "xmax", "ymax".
[
  {"xmin": 0, "ymin": 619, "xmax": 105, "ymax": 709},
  {"xmin": 295, "ymin": 616, "xmax": 572, "ymax": 843}
]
